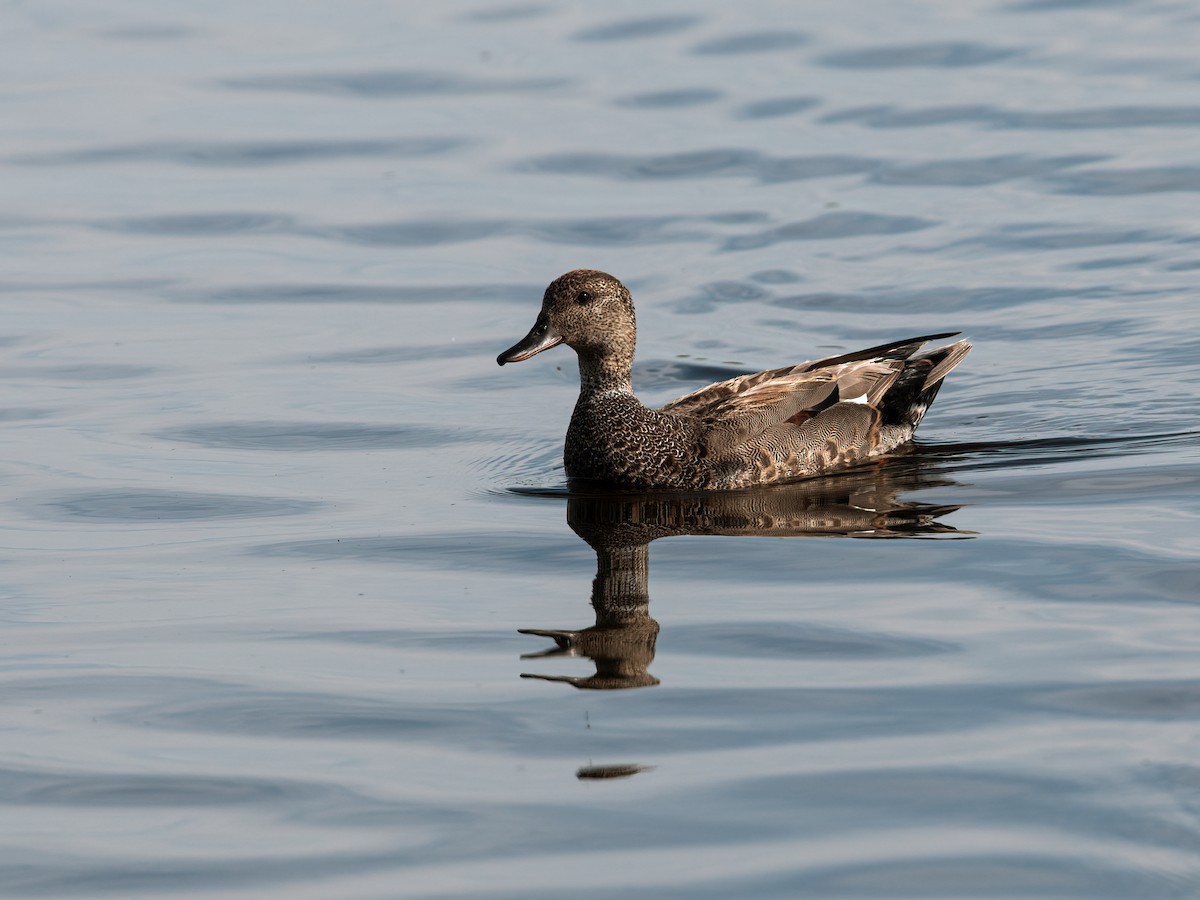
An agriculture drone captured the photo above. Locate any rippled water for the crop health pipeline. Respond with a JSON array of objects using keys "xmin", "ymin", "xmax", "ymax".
[{"xmin": 4, "ymin": 1, "xmax": 1200, "ymax": 897}]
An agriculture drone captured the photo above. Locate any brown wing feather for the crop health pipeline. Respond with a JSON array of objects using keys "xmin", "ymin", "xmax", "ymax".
[
  {"xmin": 659, "ymin": 364, "xmax": 814, "ymax": 417},
  {"xmin": 919, "ymin": 339, "xmax": 972, "ymax": 389},
  {"xmin": 660, "ymin": 360, "xmax": 904, "ymax": 461},
  {"xmin": 661, "ymin": 333, "xmax": 958, "ymax": 418}
]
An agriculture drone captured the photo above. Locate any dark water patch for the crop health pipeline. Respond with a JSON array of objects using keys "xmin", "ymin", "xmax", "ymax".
[
  {"xmin": 634, "ymin": 359, "xmax": 750, "ymax": 391},
  {"xmin": 522, "ymin": 216, "xmax": 710, "ymax": 246},
  {"xmin": 286, "ymin": 629, "xmax": 527, "ymax": 651},
  {"xmin": 788, "ymin": 855, "xmax": 1175, "ymax": 899},
  {"xmin": 923, "ymin": 435, "xmax": 1199, "ymax": 476},
  {"xmin": 516, "ymin": 683, "xmax": 1036, "ymax": 750},
  {"xmin": 174, "ymin": 282, "xmax": 537, "ymax": 304},
  {"xmin": 299, "ymin": 339, "xmax": 499, "ymax": 365},
  {"xmin": 770, "ymin": 284, "xmax": 1105, "ymax": 314},
  {"xmin": 751, "ymin": 269, "xmax": 803, "ymax": 284},
  {"xmin": 1039, "ymin": 682, "xmax": 1200, "ymax": 719},
  {"xmin": 759, "ymin": 155, "xmax": 880, "ymax": 182},
  {"xmin": 614, "ymin": 88, "xmax": 722, "ymax": 108},
  {"xmin": 43, "ymin": 490, "xmax": 317, "ymax": 522},
  {"xmin": 706, "ymin": 211, "xmax": 771, "ymax": 225},
  {"xmin": 954, "ymin": 534, "xmax": 1200, "ymax": 611},
  {"xmin": 9, "ymin": 138, "xmax": 464, "ymax": 168},
  {"xmin": 0, "ymin": 214, "xmax": 48, "ymax": 230},
  {"xmin": 526, "ymin": 148, "xmax": 757, "ymax": 179},
  {"xmin": 735, "ymin": 96, "xmax": 820, "ymax": 119},
  {"xmin": 94, "ymin": 24, "xmax": 200, "ymax": 41},
  {"xmin": 1006, "ymin": 0, "xmax": 1134, "ymax": 9},
  {"xmin": 1146, "ymin": 764, "xmax": 1200, "ymax": 820},
  {"xmin": 821, "ymin": 103, "xmax": 1200, "ymax": 130},
  {"xmin": 253, "ymin": 531, "xmax": 586, "ymax": 567},
  {"xmin": 668, "ymin": 278, "xmax": 773, "ymax": 313},
  {"xmin": 1071, "ymin": 254, "xmax": 1157, "ymax": 270},
  {"xmin": 872, "ymin": 153, "xmax": 1104, "ymax": 187},
  {"xmin": 703, "ymin": 767, "xmax": 1200, "ymax": 863},
  {"xmin": 1164, "ymin": 259, "xmax": 1200, "ymax": 271},
  {"xmin": 20, "ymin": 671, "xmax": 1200, "ymax": 764},
  {"xmin": 820, "ymin": 42, "xmax": 1019, "ymax": 69},
  {"xmin": 324, "ymin": 219, "xmax": 508, "ymax": 247},
  {"xmin": 475, "ymin": 438, "xmax": 565, "ymax": 491},
  {"xmin": 641, "ymin": 681, "xmax": 1200, "ymax": 749},
  {"xmin": 219, "ymin": 69, "xmax": 568, "ymax": 98},
  {"xmin": 462, "ymin": 4, "xmax": 550, "ymax": 22},
  {"xmin": 695, "ymin": 279, "xmax": 771, "ymax": 302},
  {"xmin": 320, "ymin": 216, "xmax": 715, "ymax": 248},
  {"xmin": 0, "ymin": 277, "xmax": 176, "ymax": 295},
  {"xmin": 158, "ymin": 422, "xmax": 481, "ymax": 450},
  {"xmin": 0, "ymin": 774, "xmax": 784, "ymax": 897},
  {"xmin": 716, "ymin": 768, "xmax": 1082, "ymax": 820},
  {"xmin": 0, "ymin": 768, "xmax": 323, "ymax": 808},
  {"xmin": 95, "ymin": 213, "xmax": 291, "ymax": 236},
  {"xmin": 522, "ymin": 148, "xmax": 878, "ymax": 183},
  {"xmin": 655, "ymin": 536, "xmax": 967, "ymax": 587},
  {"xmin": 1049, "ymin": 165, "xmax": 1200, "ymax": 195},
  {"xmin": 0, "ymin": 407, "xmax": 55, "ymax": 422},
  {"xmin": 692, "ymin": 31, "xmax": 809, "ymax": 55},
  {"xmin": 495, "ymin": 857, "xmax": 1173, "ymax": 900},
  {"xmin": 0, "ymin": 364, "xmax": 158, "ymax": 381},
  {"xmin": 652, "ymin": 150, "xmax": 772, "ymax": 180},
  {"xmin": 722, "ymin": 212, "xmax": 936, "ymax": 251},
  {"xmin": 131, "ymin": 679, "xmax": 928, "ymax": 748},
  {"xmin": 1146, "ymin": 566, "xmax": 1200, "ymax": 605},
  {"xmin": 0, "ymin": 849, "xmax": 399, "ymax": 898},
  {"xmin": 125, "ymin": 688, "xmax": 534, "ymax": 742},
  {"xmin": 951, "ymin": 222, "xmax": 1177, "ymax": 251},
  {"xmin": 1, "ymin": 674, "xmax": 233, "ymax": 705},
  {"xmin": 573, "ymin": 15, "xmax": 701, "ymax": 42},
  {"xmin": 670, "ymin": 622, "xmax": 955, "ymax": 659}
]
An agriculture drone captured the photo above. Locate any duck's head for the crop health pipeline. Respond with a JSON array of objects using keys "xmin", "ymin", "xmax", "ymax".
[{"xmin": 497, "ymin": 269, "xmax": 636, "ymax": 365}]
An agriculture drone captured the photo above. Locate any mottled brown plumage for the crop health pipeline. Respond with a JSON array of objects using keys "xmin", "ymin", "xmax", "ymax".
[{"xmin": 498, "ymin": 269, "xmax": 971, "ymax": 490}]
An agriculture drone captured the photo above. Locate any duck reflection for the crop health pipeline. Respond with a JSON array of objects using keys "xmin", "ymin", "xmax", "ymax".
[{"xmin": 520, "ymin": 459, "xmax": 967, "ymax": 690}]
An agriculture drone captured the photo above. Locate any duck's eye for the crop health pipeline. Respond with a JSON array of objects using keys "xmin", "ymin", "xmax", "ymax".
[{"xmin": 575, "ymin": 290, "xmax": 593, "ymax": 305}]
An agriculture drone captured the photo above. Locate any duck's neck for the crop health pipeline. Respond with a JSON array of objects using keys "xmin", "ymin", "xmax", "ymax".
[
  {"xmin": 591, "ymin": 543, "xmax": 650, "ymax": 623},
  {"xmin": 577, "ymin": 348, "xmax": 634, "ymax": 396}
]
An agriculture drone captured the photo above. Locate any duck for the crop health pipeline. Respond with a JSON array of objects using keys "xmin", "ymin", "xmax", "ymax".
[{"xmin": 497, "ymin": 269, "xmax": 970, "ymax": 490}]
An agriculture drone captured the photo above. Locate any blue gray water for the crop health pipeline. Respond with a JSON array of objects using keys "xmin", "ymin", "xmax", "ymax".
[{"xmin": 3, "ymin": 0, "xmax": 1200, "ymax": 896}]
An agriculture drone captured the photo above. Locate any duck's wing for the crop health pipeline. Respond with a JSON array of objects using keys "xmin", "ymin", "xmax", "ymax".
[
  {"xmin": 659, "ymin": 333, "xmax": 956, "ymax": 420},
  {"xmin": 660, "ymin": 358, "xmax": 904, "ymax": 453},
  {"xmin": 660, "ymin": 363, "xmax": 834, "ymax": 418}
]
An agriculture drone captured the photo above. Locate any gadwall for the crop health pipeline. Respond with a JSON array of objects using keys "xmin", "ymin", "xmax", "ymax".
[{"xmin": 498, "ymin": 269, "xmax": 970, "ymax": 490}]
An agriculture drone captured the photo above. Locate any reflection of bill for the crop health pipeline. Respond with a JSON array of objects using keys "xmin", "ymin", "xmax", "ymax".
[{"xmin": 519, "ymin": 460, "xmax": 970, "ymax": 692}]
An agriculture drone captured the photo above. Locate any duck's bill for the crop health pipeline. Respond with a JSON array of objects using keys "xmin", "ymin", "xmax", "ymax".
[{"xmin": 497, "ymin": 319, "xmax": 563, "ymax": 365}]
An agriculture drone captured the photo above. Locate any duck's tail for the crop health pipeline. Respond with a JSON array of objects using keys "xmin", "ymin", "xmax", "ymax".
[
  {"xmin": 920, "ymin": 339, "xmax": 972, "ymax": 391},
  {"xmin": 881, "ymin": 338, "xmax": 972, "ymax": 429}
]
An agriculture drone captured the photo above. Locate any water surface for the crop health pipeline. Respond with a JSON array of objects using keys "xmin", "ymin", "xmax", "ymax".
[{"xmin": 3, "ymin": 0, "xmax": 1199, "ymax": 897}]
